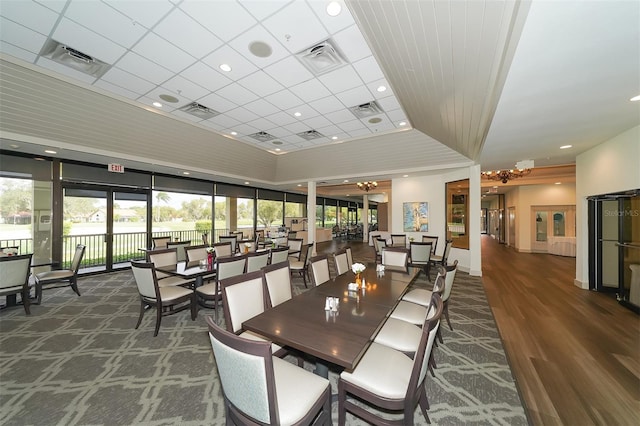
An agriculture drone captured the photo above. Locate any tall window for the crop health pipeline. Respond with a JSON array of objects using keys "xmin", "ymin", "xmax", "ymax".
[
  {"xmin": 257, "ymin": 200, "xmax": 283, "ymax": 230},
  {"xmin": 446, "ymin": 179, "xmax": 470, "ymax": 249},
  {"xmin": 152, "ymin": 190, "xmax": 211, "ymax": 243}
]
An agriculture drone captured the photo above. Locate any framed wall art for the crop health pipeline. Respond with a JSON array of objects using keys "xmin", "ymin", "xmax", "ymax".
[{"xmin": 403, "ymin": 202, "xmax": 429, "ymax": 232}]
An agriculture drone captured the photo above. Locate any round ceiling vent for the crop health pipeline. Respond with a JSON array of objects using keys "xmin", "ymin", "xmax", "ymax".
[
  {"xmin": 272, "ymin": 141, "xmax": 283, "ymax": 145},
  {"xmin": 159, "ymin": 94, "xmax": 179, "ymax": 103},
  {"xmin": 249, "ymin": 41, "xmax": 273, "ymax": 58},
  {"xmin": 368, "ymin": 117, "xmax": 383, "ymax": 124}
]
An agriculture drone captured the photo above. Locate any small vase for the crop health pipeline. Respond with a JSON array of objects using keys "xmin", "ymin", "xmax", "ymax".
[{"xmin": 355, "ymin": 272, "xmax": 362, "ymax": 287}]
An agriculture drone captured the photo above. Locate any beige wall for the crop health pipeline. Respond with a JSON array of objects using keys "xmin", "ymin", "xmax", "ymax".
[{"xmin": 575, "ymin": 125, "xmax": 640, "ymax": 288}]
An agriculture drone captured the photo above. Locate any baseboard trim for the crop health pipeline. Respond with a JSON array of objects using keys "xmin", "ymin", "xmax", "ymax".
[{"xmin": 574, "ymin": 279, "xmax": 589, "ymax": 289}]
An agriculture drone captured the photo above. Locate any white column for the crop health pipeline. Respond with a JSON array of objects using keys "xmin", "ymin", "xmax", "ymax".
[
  {"xmin": 469, "ymin": 164, "xmax": 482, "ymax": 276},
  {"xmin": 307, "ymin": 181, "xmax": 316, "ymax": 255},
  {"xmin": 362, "ymin": 194, "xmax": 369, "ymax": 243}
]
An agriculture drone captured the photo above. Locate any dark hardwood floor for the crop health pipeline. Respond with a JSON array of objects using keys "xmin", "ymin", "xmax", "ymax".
[{"xmin": 317, "ymin": 236, "xmax": 640, "ymax": 426}]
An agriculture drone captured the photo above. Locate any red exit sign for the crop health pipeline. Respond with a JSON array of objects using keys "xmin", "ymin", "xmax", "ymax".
[{"xmin": 108, "ymin": 163, "xmax": 125, "ymax": 173}]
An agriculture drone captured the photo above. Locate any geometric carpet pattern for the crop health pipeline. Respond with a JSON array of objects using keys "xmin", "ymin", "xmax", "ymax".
[{"xmin": 0, "ymin": 262, "xmax": 527, "ymax": 425}]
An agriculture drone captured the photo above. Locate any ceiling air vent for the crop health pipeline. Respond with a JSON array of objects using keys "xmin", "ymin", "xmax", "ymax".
[
  {"xmin": 296, "ymin": 130, "xmax": 324, "ymax": 141},
  {"xmin": 295, "ymin": 39, "xmax": 347, "ymax": 76},
  {"xmin": 38, "ymin": 39, "xmax": 111, "ymax": 78},
  {"xmin": 349, "ymin": 101, "xmax": 384, "ymax": 119},
  {"xmin": 249, "ymin": 131, "xmax": 276, "ymax": 142},
  {"xmin": 178, "ymin": 102, "xmax": 220, "ymax": 120}
]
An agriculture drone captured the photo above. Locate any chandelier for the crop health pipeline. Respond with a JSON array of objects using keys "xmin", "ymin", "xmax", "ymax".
[
  {"xmin": 356, "ymin": 181, "xmax": 378, "ymax": 192},
  {"xmin": 481, "ymin": 168, "xmax": 531, "ymax": 184}
]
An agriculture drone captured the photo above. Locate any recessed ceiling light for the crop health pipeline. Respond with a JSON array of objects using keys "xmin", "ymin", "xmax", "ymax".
[
  {"xmin": 274, "ymin": 148, "xmax": 281, "ymax": 152},
  {"xmin": 34, "ymin": 157, "xmax": 45, "ymax": 161},
  {"xmin": 244, "ymin": 181, "xmax": 250, "ymax": 185},
  {"xmin": 326, "ymin": 1, "xmax": 342, "ymax": 16},
  {"xmin": 399, "ymin": 121, "xmax": 407, "ymax": 126},
  {"xmin": 45, "ymin": 150, "xmax": 57, "ymax": 154},
  {"xmin": 294, "ymin": 112, "xmax": 302, "ymax": 117},
  {"xmin": 403, "ymin": 175, "xmax": 409, "ymax": 178},
  {"xmin": 332, "ymin": 136, "xmax": 338, "ymax": 140},
  {"xmin": 230, "ymin": 131, "xmax": 237, "ymax": 136},
  {"xmin": 630, "ymin": 95, "xmax": 640, "ymax": 102},
  {"xmin": 152, "ymin": 101, "xmax": 162, "ymax": 108},
  {"xmin": 9, "ymin": 144, "xmax": 19, "ymax": 149},
  {"xmin": 493, "ymin": 186, "xmax": 498, "ymax": 189},
  {"xmin": 555, "ymin": 182, "xmax": 562, "ymax": 185},
  {"xmin": 183, "ymin": 171, "xmax": 190, "ymax": 175},
  {"xmin": 560, "ymin": 145, "xmax": 572, "ymax": 149},
  {"xmin": 343, "ymin": 179, "xmax": 349, "ymax": 183},
  {"xmin": 297, "ymin": 184, "xmax": 302, "ymax": 187},
  {"xmin": 376, "ymin": 85, "xmax": 386, "ymax": 92},
  {"xmin": 219, "ymin": 64, "xmax": 232, "ymax": 72}
]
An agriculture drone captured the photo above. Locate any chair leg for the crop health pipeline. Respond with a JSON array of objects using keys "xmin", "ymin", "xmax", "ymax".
[
  {"xmin": 338, "ymin": 380, "xmax": 347, "ymax": 426},
  {"xmin": 70, "ymin": 277, "xmax": 81, "ymax": 296},
  {"xmin": 437, "ymin": 327, "xmax": 443, "ymax": 344},
  {"xmin": 419, "ymin": 391, "xmax": 431, "ymax": 424},
  {"xmin": 190, "ymin": 293, "xmax": 197, "ymax": 320},
  {"xmin": 444, "ymin": 302, "xmax": 453, "ymax": 330},
  {"xmin": 153, "ymin": 304, "xmax": 162, "ymax": 337},
  {"xmin": 135, "ymin": 300, "xmax": 146, "ymax": 329},
  {"xmin": 22, "ymin": 287, "xmax": 31, "ymax": 315},
  {"xmin": 35, "ymin": 282, "xmax": 42, "ymax": 305},
  {"xmin": 302, "ymin": 270, "xmax": 308, "ymax": 288}
]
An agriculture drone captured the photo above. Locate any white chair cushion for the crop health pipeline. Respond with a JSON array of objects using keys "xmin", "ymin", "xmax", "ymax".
[
  {"xmin": 35, "ymin": 270, "xmax": 73, "ymax": 282},
  {"xmin": 289, "ymin": 260, "xmax": 304, "ymax": 270},
  {"xmin": 195, "ymin": 283, "xmax": 217, "ymax": 296},
  {"xmin": 239, "ymin": 330, "xmax": 283, "ymax": 354},
  {"xmin": 390, "ymin": 300, "xmax": 428, "ymax": 325},
  {"xmin": 374, "ymin": 318, "xmax": 422, "ymax": 353},
  {"xmin": 401, "ymin": 288, "xmax": 432, "ymax": 307},
  {"xmin": 272, "ymin": 357, "xmax": 330, "ymax": 426},
  {"xmin": 340, "ymin": 342, "xmax": 413, "ymax": 400},
  {"xmin": 157, "ymin": 276, "xmax": 194, "ymax": 288},
  {"xmin": 158, "ymin": 285, "xmax": 193, "ymax": 301},
  {"xmin": 0, "ymin": 284, "xmax": 31, "ymax": 293}
]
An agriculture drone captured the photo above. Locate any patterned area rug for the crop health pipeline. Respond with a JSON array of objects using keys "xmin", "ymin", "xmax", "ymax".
[{"xmin": 0, "ymin": 261, "xmax": 527, "ymax": 425}]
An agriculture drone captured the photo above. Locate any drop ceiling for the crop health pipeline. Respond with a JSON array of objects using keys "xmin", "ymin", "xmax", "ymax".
[{"xmin": 0, "ymin": 0, "xmax": 638, "ymax": 193}]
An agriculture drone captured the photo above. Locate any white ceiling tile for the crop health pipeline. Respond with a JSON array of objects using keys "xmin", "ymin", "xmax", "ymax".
[
  {"xmin": 0, "ymin": 42, "xmax": 37, "ymax": 63},
  {"xmin": 281, "ymin": 134, "xmax": 305, "ymax": 144},
  {"xmin": 172, "ymin": 109, "xmax": 205, "ymax": 123},
  {"xmin": 153, "ymin": 8, "xmax": 223, "ymax": 59},
  {"xmin": 199, "ymin": 119, "xmax": 225, "ymax": 131},
  {"xmin": 386, "ymin": 109, "xmax": 408, "ymax": 122},
  {"xmin": 264, "ymin": 111, "xmax": 298, "ymax": 126},
  {"xmin": 238, "ymin": 0, "xmax": 289, "ymax": 21},
  {"xmin": 316, "ymin": 124, "xmax": 344, "ymax": 136},
  {"xmin": 53, "ymin": 18, "xmax": 127, "ymax": 64},
  {"xmin": 362, "ymin": 117, "xmax": 394, "ymax": 133},
  {"xmin": 335, "ymin": 85, "xmax": 374, "ymax": 108},
  {"xmin": 308, "ymin": 95, "xmax": 345, "ymax": 114},
  {"xmin": 35, "ymin": 0, "xmax": 67, "ymax": 14},
  {"xmin": 161, "ymin": 74, "xmax": 210, "ymax": 101},
  {"xmin": 179, "ymin": 0, "xmax": 257, "ymax": 42},
  {"xmin": 244, "ymin": 99, "xmax": 279, "ymax": 116},
  {"xmin": 332, "ymin": 24, "xmax": 372, "ymax": 62},
  {"xmin": 216, "ymin": 82, "xmax": 259, "ymax": 105},
  {"xmin": 0, "ymin": 18, "xmax": 48, "ymax": 55},
  {"xmin": 352, "ymin": 55, "xmax": 385, "ymax": 83},
  {"xmin": 65, "ymin": 1, "xmax": 147, "ymax": 48},
  {"xmin": 115, "ymin": 51, "xmax": 174, "ymax": 85},
  {"xmin": 264, "ymin": 89, "xmax": 304, "ymax": 110},
  {"xmin": 263, "ymin": 56, "xmax": 314, "ymax": 87},
  {"xmin": 105, "ymin": 0, "xmax": 174, "ymax": 29},
  {"xmin": 202, "ymin": 44, "xmax": 258, "ymax": 80},
  {"xmin": 338, "ymin": 119, "xmax": 366, "ymax": 132},
  {"xmin": 93, "ymin": 79, "xmax": 140, "ymax": 100},
  {"xmin": 262, "ymin": 127, "xmax": 291, "ymax": 138},
  {"xmin": 229, "ymin": 24, "xmax": 289, "ymax": 68},
  {"xmin": 283, "ymin": 121, "xmax": 310, "ymax": 133},
  {"xmin": 35, "ymin": 56, "xmax": 97, "ymax": 84},
  {"xmin": 324, "ymin": 109, "xmax": 356, "ymax": 124},
  {"xmin": 133, "ymin": 32, "xmax": 195, "ymax": 73},
  {"xmin": 318, "ymin": 65, "xmax": 362, "ymax": 93},
  {"xmin": 0, "ymin": 1, "xmax": 59, "ymax": 35},
  {"xmin": 377, "ymin": 96, "xmax": 402, "ymax": 112},
  {"xmin": 308, "ymin": 0, "xmax": 353, "ymax": 34},
  {"xmin": 347, "ymin": 127, "xmax": 372, "ymax": 138},
  {"xmin": 101, "ymin": 67, "xmax": 156, "ymax": 95},
  {"xmin": 225, "ymin": 107, "xmax": 260, "ymax": 123},
  {"xmin": 286, "ymin": 103, "xmax": 319, "ymax": 119},
  {"xmin": 246, "ymin": 117, "xmax": 279, "ymax": 131},
  {"xmin": 197, "ymin": 92, "xmax": 238, "ymax": 113},
  {"xmin": 238, "ymin": 70, "xmax": 284, "ymax": 98},
  {"xmin": 227, "ymin": 123, "xmax": 259, "ymax": 136},
  {"xmin": 143, "ymin": 87, "xmax": 189, "ymax": 108},
  {"xmin": 303, "ymin": 115, "xmax": 333, "ymax": 129},
  {"xmin": 262, "ymin": 0, "xmax": 328, "ymax": 54},
  {"xmin": 367, "ymin": 78, "xmax": 395, "ymax": 100},
  {"xmin": 181, "ymin": 61, "xmax": 232, "ymax": 92},
  {"xmin": 204, "ymin": 113, "xmax": 242, "ymax": 128},
  {"xmin": 289, "ymin": 78, "xmax": 331, "ymax": 102}
]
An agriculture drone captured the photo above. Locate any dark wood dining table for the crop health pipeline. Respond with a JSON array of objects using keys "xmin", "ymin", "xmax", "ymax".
[{"xmin": 243, "ymin": 264, "xmax": 419, "ymax": 377}]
